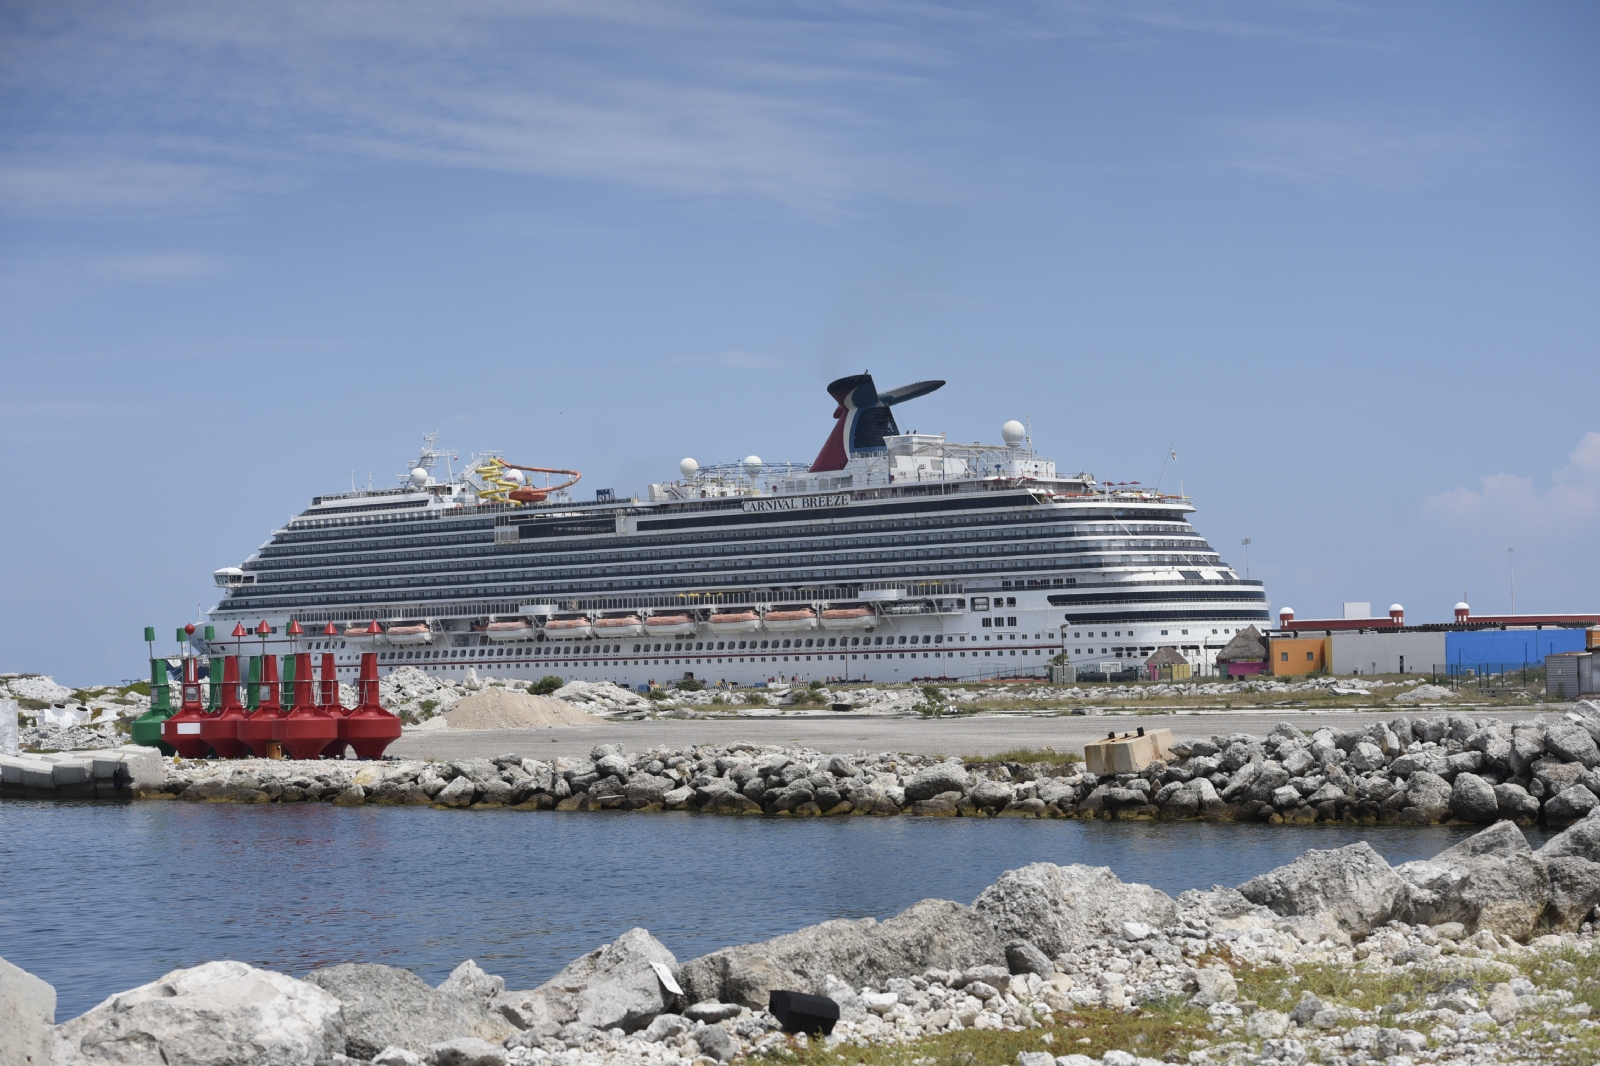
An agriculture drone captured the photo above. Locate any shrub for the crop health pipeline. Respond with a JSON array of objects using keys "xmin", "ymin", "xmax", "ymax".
[
  {"xmin": 527, "ymin": 676, "xmax": 564, "ymax": 696},
  {"xmin": 808, "ymin": 679, "xmax": 825, "ymax": 690},
  {"xmin": 418, "ymin": 699, "xmax": 440, "ymax": 716},
  {"xmin": 674, "ymin": 677, "xmax": 705, "ymax": 692},
  {"xmin": 787, "ymin": 688, "xmax": 824, "ymax": 706},
  {"xmin": 643, "ymin": 688, "xmax": 670, "ymax": 701}
]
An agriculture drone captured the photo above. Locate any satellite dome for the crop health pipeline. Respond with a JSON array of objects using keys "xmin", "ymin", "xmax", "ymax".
[
  {"xmin": 1389, "ymin": 603, "xmax": 1404, "ymax": 614},
  {"xmin": 504, "ymin": 468, "xmax": 526, "ymax": 486},
  {"xmin": 742, "ymin": 455, "xmax": 763, "ymax": 475},
  {"xmin": 679, "ymin": 458, "xmax": 699, "ymax": 479},
  {"xmin": 409, "ymin": 467, "xmax": 428, "ymax": 487},
  {"xmin": 1001, "ymin": 420, "xmax": 1026, "ymax": 447},
  {"xmin": 1455, "ymin": 602, "xmax": 1470, "ymax": 611}
]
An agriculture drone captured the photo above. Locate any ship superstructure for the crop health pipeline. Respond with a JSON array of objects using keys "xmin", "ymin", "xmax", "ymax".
[{"xmin": 206, "ymin": 376, "xmax": 1270, "ymax": 684}]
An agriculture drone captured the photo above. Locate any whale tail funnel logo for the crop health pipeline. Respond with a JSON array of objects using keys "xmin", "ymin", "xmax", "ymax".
[{"xmin": 809, "ymin": 373, "xmax": 944, "ymax": 472}]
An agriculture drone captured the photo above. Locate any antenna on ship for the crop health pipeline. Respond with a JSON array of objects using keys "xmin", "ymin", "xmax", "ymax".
[{"xmin": 1156, "ymin": 443, "xmax": 1176, "ymax": 492}]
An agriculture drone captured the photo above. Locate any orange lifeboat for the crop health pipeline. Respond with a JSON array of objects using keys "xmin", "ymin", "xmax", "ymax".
[
  {"xmin": 708, "ymin": 610, "xmax": 762, "ymax": 634},
  {"xmin": 543, "ymin": 616, "xmax": 593, "ymax": 639},
  {"xmin": 764, "ymin": 607, "xmax": 818, "ymax": 632},
  {"xmin": 484, "ymin": 620, "xmax": 535, "ymax": 641},
  {"xmin": 593, "ymin": 615, "xmax": 645, "ymax": 637},
  {"xmin": 644, "ymin": 613, "xmax": 697, "ymax": 636},
  {"xmin": 820, "ymin": 606, "xmax": 875, "ymax": 629}
]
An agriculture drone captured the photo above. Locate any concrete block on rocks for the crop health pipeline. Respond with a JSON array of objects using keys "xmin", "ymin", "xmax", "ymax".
[
  {"xmin": 1, "ymin": 954, "xmax": 55, "ymax": 1066},
  {"xmin": 50, "ymin": 760, "xmax": 93, "ymax": 787}
]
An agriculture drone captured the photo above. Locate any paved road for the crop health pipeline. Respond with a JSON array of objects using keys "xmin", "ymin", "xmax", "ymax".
[{"xmin": 388, "ymin": 706, "xmax": 1549, "ymax": 762}]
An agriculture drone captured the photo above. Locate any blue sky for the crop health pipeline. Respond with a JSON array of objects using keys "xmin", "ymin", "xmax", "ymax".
[{"xmin": 3, "ymin": 1, "xmax": 1596, "ymax": 683}]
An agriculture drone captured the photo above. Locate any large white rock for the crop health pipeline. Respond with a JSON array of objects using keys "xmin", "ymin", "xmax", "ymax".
[
  {"xmin": 495, "ymin": 927, "xmax": 679, "ymax": 1033},
  {"xmin": 972, "ymin": 863, "xmax": 1177, "ymax": 957},
  {"xmin": 1237, "ymin": 842, "xmax": 1409, "ymax": 936},
  {"xmin": 5, "ymin": 676, "xmax": 74, "ymax": 704},
  {"xmin": 1, "ymin": 954, "xmax": 55, "ymax": 1066},
  {"xmin": 53, "ymin": 960, "xmax": 344, "ymax": 1066}
]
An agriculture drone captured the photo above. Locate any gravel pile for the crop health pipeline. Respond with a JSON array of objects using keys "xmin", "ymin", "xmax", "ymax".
[{"xmin": 443, "ymin": 689, "xmax": 600, "ymax": 730}]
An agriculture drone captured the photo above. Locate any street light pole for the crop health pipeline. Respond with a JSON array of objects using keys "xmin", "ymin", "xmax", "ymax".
[{"xmin": 1241, "ymin": 538, "xmax": 1252, "ymax": 579}]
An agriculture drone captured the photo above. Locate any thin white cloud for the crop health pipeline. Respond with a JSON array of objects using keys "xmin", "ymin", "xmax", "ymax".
[
  {"xmin": 1422, "ymin": 432, "xmax": 1600, "ymax": 539},
  {"xmin": 0, "ymin": 0, "xmax": 1400, "ymax": 217},
  {"xmin": 90, "ymin": 252, "xmax": 224, "ymax": 283},
  {"xmin": 1213, "ymin": 111, "xmax": 1514, "ymax": 190}
]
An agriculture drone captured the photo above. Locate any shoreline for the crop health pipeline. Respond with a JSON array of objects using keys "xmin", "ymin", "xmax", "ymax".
[
  {"xmin": 6, "ymin": 704, "xmax": 1598, "ymax": 833},
  {"xmin": 10, "ymin": 814, "xmax": 1600, "ymax": 1066}
]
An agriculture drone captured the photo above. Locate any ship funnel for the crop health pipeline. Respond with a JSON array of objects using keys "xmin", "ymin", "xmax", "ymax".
[{"xmin": 809, "ymin": 373, "xmax": 945, "ymax": 472}]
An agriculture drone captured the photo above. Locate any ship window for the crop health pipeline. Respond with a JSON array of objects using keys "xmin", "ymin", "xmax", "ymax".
[
  {"xmin": 781, "ymin": 640, "xmax": 790, "ymax": 648},
  {"xmin": 654, "ymin": 643, "xmax": 663, "ymax": 651},
  {"xmin": 934, "ymin": 635, "xmax": 942, "ymax": 643},
  {"xmin": 981, "ymin": 618, "xmax": 991, "ymax": 628},
  {"xmin": 633, "ymin": 644, "xmax": 640, "ymax": 652}
]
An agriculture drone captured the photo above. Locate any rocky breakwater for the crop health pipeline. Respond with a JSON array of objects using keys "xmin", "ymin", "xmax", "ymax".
[
  {"xmin": 1117, "ymin": 704, "xmax": 1600, "ymax": 829},
  {"xmin": 8, "ymin": 814, "xmax": 1600, "ymax": 1066}
]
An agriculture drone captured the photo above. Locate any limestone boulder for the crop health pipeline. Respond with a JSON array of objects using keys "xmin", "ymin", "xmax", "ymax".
[
  {"xmin": 903, "ymin": 761, "xmax": 970, "ymax": 802},
  {"xmin": 1493, "ymin": 783, "xmax": 1542, "ymax": 824},
  {"xmin": 493, "ymin": 927, "xmax": 677, "ymax": 1034},
  {"xmin": 1544, "ymin": 785, "xmax": 1599, "ymax": 825},
  {"xmin": 972, "ymin": 863, "xmax": 1177, "ymax": 957},
  {"xmin": 55, "ymin": 961, "xmax": 344, "ymax": 1066},
  {"xmin": 1541, "ymin": 857, "xmax": 1600, "ymax": 931},
  {"xmin": 1449, "ymin": 773, "xmax": 1498, "ymax": 823},
  {"xmin": 1545, "ymin": 723, "xmax": 1600, "ymax": 768},
  {"xmin": 1533, "ymin": 809, "xmax": 1600, "ymax": 863},
  {"xmin": 1237, "ymin": 842, "xmax": 1408, "ymax": 936},
  {"xmin": 1395, "ymin": 821, "xmax": 1550, "ymax": 940},
  {"xmin": 1, "ymin": 955, "xmax": 54, "ymax": 1066},
  {"xmin": 305, "ymin": 963, "xmax": 512, "ymax": 1058},
  {"xmin": 678, "ymin": 898, "xmax": 1003, "ymax": 1008}
]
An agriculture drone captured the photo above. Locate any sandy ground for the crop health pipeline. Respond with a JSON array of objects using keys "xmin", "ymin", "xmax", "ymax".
[{"xmin": 389, "ymin": 706, "xmax": 1551, "ymax": 761}]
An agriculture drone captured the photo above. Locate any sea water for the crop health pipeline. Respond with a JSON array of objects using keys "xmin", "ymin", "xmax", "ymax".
[{"xmin": 0, "ymin": 801, "xmax": 1540, "ymax": 1018}]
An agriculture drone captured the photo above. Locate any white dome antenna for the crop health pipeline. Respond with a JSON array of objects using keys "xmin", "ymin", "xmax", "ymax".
[
  {"xmin": 409, "ymin": 467, "xmax": 428, "ymax": 488},
  {"xmin": 1001, "ymin": 420, "xmax": 1026, "ymax": 448},
  {"xmin": 504, "ymin": 468, "xmax": 526, "ymax": 486},
  {"xmin": 679, "ymin": 458, "xmax": 699, "ymax": 479},
  {"xmin": 742, "ymin": 455, "xmax": 763, "ymax": 476}
]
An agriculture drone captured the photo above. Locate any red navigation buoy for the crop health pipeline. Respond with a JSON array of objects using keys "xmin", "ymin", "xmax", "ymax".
[
  {"xmin": 201, "ymin": 655, "xmax": 250, "ymax": 758},
  {"xmin": 344, "ymin": 651, "xmax": 402, "ymax": 759},
  {"xmin": 238, "ymin": 653, "xmax": 287, "ymax": 758},
  {"xmin": 162, "ymin": 655, "xmax": 212, "ymax": 759},
  {"xmin": 282, "ymin": 651, "xmax": 338, "ymax": 760},
  {"xmin": 232, "ymin": 622, "xmax": 248, "ymax": 639},
  {"xmin": 318, "ymin": 649, "xmax": 351, "ymax": 759}
]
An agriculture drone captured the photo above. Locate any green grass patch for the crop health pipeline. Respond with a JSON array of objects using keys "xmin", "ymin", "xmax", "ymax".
[
  {"xmin": 965, "ymin": 747, "xmax": 1083, "ymax": 768},
  {"xmin": 527, "ymin": 676, "xmax": 564, "ymax": 696},
  {"xmin": 746, "ymin": 1005, "xmax": 1213, "ymax": 1066}
]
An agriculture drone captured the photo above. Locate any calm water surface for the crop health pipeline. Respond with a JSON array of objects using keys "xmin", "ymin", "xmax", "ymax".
[{"xmin": 0, "ymin": 803, "xmax": 1544, "ymax": 1018}]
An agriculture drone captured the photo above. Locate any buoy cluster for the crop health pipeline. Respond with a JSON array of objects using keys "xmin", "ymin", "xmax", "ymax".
[{"xmin": 132, "ymin": 620, "xmax": 401, "ymax": 761}]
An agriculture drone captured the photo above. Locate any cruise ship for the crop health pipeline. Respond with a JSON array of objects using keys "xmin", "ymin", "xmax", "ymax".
[{"xmin": 203, "ymin": 374, "xmax": 1270, "ymax": 685}]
